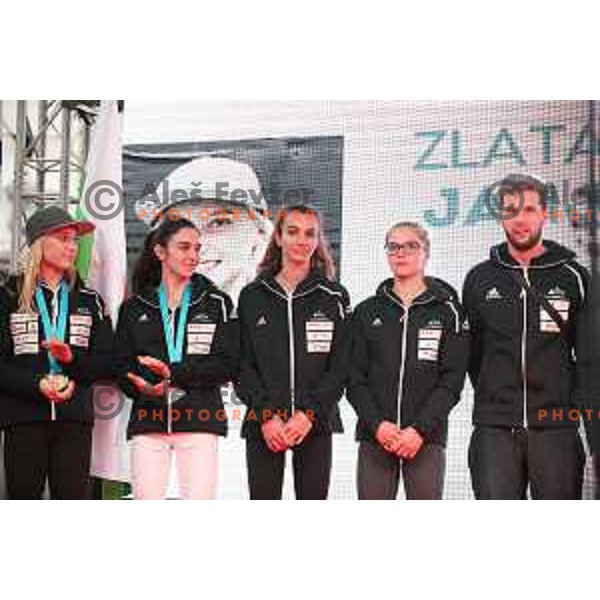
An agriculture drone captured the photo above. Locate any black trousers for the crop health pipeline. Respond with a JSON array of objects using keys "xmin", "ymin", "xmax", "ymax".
[
  {"xmin": 246, "ymin": 432, "xmax": 332, "ymax": 500},
  {"xmin": 469, "ymin": 426, "xmax": 585, "ymax": 500},
  {"xmin": 357, "ymin": 441, "xmax": 446, "ymax": 500},
  {"xmin": 3, "ymin": 421, "xmax": 93, "ymax": 500}
]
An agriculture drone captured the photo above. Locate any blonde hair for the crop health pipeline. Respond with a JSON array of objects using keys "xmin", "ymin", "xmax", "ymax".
[
  {"xmin": 258, "ymin": 205, "xmax": 336, "ymax": 281},
  {"xmin": 17, "ymin": 238, "xmax": 75, "ymax": 313},
  {"xmin": 385, "ymin": 221, "xmax": 431, "ymax": 257}
]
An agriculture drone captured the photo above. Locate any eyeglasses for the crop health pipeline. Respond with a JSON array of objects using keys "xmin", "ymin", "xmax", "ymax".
[{"xmin": 384, "ymin": 241, "xmax": 422, "ymax": 256}]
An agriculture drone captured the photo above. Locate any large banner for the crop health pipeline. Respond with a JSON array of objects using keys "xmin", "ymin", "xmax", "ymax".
[
  {"xmin": 120, "ymin": 101, "xmax": 597, "ymax": 499},
  {"xmin": 122, "ymin": 137, "xmax": 344, "ymax": 299}
]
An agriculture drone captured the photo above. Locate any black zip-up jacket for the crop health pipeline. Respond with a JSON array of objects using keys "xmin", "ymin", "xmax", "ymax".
[
  {"xmin": 348, "ymin": 278, "xmax": 468, "ymax": 446},
  {"xmin": 235, "ymin": 270, "xmax": 352, "ymax": 438},
  {"xmin": 0, "ymin": 275, "xmax": 114, "ymax": 428},
  {"xmin": 463, "ymin": 240, "xmax": 599, "ymax": 448},
  {"xmin": 115, "ymin": 273, "xmax": 239, "ymax": 439}
]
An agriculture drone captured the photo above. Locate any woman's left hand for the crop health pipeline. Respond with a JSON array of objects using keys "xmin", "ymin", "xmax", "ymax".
[
  {"xmin": 127, "ymin": 372, "xmax": 169, "ymax": 397},
  {"xmin": 284, "ymin": 410, "xmax": 313, "ymax": 446},
  {"xmin": 40, "ymin": 375, "xmax": 76, "ymax": 403},
  {"xmin": 43, "ymin": 339, "xmax": 73, "ymax": 364},
  {"xmin": 137, "ymin": 356, "xmax": 171, "ymax": 380},
  {"xmin": 395, "ymin": 427, "xmax": 424, "ymax": 460}
]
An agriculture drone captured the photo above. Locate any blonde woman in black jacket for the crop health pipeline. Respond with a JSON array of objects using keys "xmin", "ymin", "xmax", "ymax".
[{"xmin": 0, "ymin": 207, "xmax": 113, "ymax": 499}]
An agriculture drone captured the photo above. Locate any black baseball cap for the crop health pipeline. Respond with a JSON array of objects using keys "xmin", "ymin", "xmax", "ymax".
[{"xmin": 25, "ymin": 206, "xmax": 96, "ymax": 246}]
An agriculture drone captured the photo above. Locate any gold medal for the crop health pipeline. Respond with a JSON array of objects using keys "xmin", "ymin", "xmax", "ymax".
[{"xmin": 49, "ymin": 374, "xmax": 70, "ymax": 392}]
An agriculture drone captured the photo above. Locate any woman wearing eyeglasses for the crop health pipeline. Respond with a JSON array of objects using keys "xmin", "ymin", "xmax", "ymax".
[
  {"xmin": 348, "ymin": 222, "xmax": 468, "ymax": 500},
  {"xmin": 0, "ymin": 206, "xmax": 113, "ymax": 499}
]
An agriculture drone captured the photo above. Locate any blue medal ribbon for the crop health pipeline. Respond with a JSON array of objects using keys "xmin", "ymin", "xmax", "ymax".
[
  {"xmin": 158, "ymin": 282, "xmax": 191, "ymax": 364},
  {"xmin": 35, "ymin": 281, "xmax": 69, "ymax": 374}
]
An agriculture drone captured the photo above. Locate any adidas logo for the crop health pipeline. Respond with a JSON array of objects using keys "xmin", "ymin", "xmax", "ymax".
[
  {"xmin": 547, "ymin": 286, "xmax": 565, "ymax": 297},
  {"xmin": 256, "ymin": 315, "xmax": 267, "ymax": 327},
  {"xmin": 485, "ymin": 287, "xmax": 503, "ymax": 301},
  {"xmin": 139, "ymin": 313, "xmax": 150, "ymax": 322},
  {"xmin": 371, "ymin": 317, "xmax": 383, "ymax": 327},
  {"xmin": 192, "ymin": 313, "xmax": 210, "ymax": 322},
  {"xmin": 312, "ymin": 310, "xmax": 326, "ymax": 319},
  {"xmin": 426, "ymin": 319, "xmax": 442, "ymax": 328}
]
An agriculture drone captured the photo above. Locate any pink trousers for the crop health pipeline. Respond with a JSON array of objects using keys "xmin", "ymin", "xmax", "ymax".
[{"xmin": 130, "ymin": 432, "xmax": 218, "ymax": 500}]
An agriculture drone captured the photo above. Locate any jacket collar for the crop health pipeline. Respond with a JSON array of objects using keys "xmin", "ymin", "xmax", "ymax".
[
  {"xmin": 136, "ymin": 273, "xmax": 213, "ymax": 309},
  {"xmin": 377, "ymin": 276, "xmax": 453, "ymax": 309},
  {"xmin": 258, "ymin": 269, "xmax": 331, "ymax": 300},
  {"xmin": 491, "ymin": 240, "xmax": 575, "ymax": 270},
  {"xmin": 4, "ymin": 273, "xmax": 82, "ymax": 300},
  {"xmin": 38, "ymin": 276, "xmax": 76, "ymax": 293}
]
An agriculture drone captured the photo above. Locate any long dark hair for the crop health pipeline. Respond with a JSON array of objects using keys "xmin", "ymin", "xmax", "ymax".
[
  {"xmin": 258, "ymin": 204, "xmax": 336, "ymax": 280},
  {"xmin": 132, "ymin": 217, "xmax": 198, "ymax": 293}
]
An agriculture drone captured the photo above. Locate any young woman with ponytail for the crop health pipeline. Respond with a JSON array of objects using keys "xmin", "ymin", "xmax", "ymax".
[{"xmin": 236, "ymin": 205, "xmax": 352, "ymax": 500}]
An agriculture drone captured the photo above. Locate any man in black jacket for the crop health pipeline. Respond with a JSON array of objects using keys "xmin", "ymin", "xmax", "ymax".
[{"xmin": 463, "ymin": 173, "xmax": 599, "ymax": 499}]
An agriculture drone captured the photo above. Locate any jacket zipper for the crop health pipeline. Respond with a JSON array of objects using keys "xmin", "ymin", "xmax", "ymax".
[
  {"xmin": 50, "ymin": 286, "xmax": 59, "ymax": 422},
  {"xmin": 521, "ymin": 267, "xmax": 530, "ymax": 428},
  {"xmin": 137, "ymin": 286, "xmax": 209, "ymax": 434},
  {"xmin": 261, "ymin": 279, "xmax": 329, "ymax": 415},
  {"xmin": 287, "ymin": 291, "xmax": 296, "ymax": 413},
  {"xmin": 396, "ymin": 307, "xmax": 409, "ymax": 426},
  {"xmin": 167, "ymin": 392, "xmax": 173, "ymax": 434},
  {"xmin": 383, "ymin": 290, "xmax": 436, "ymax": 427},
  {"xmin": 167, "ymin": 309, "xmax": 175, "ymax": 435}
]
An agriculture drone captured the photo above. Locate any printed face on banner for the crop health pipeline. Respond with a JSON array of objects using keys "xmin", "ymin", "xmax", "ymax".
[
  {"xmin": 123, "ymin": 137, "xmax": 343, "ymax": 306},
  {"xmin": 176, "ymin": 200, "xmax": 270, "ymax": 298}
]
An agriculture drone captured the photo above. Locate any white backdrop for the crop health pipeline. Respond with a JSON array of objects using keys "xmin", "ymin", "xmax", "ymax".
[{"xmin": 123, "ymin": 100, "xmax": 595, "ymax": 499}]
